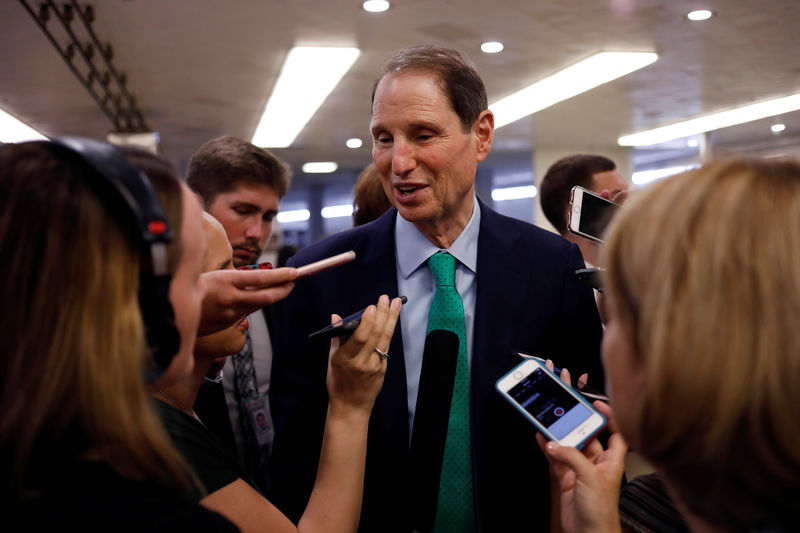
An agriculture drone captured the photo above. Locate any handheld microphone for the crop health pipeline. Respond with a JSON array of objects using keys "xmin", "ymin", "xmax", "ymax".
[{"xmin": 409, "ymin": 329, "xmax": 460, "ymax": 532}]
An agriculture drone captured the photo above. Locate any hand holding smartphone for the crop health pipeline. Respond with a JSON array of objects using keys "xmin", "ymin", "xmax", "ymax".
[
  {"xmin": 496, "ymin": 359, "xmax": 606, "ymax": 448},
  {"xmin": 567, "ymin": 186, "xmax": 621, "ymax": 244},
  {"xmin": 575, "ymin": 266, "xmax": 606, "ymax": 292},
  {"xmin": 309, "ymin": 296, "xmax": 408, "ymax": 341}
]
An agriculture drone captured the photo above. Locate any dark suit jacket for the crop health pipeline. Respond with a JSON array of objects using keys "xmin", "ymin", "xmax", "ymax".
[{"xmin": 267, "ymin": 201, "xmax": 603, "ymax": 532}]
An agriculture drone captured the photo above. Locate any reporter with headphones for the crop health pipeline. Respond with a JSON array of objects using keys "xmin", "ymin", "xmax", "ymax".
[{"xmin": 0, "ymin": 139, "xmax": 241, "ymax": 528}]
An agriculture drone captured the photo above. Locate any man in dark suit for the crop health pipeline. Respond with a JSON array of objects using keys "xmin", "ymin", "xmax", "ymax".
[
  {"xmin": 268, "ymin": 45, "xmax": 603, "ymax": 532},
  {"xmin": 186, "ymin": 135, "xmax": 291, "ymax": 492}
]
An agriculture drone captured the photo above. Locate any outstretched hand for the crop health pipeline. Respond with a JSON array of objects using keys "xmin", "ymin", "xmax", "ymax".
[
  {"xmin": 199, "ymin": 267, "xmax": 297, "ymax": 335},
  {"xmin": 326, "ymin": 295, "xmax": 403, "ymax": 415}
]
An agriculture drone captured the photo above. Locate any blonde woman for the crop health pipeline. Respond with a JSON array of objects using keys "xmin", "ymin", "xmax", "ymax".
[
  {"xmin": 0, "ymin": 140, "xmax": 236, "ymax": 529},
  {"xmin": 541, "ymin": 159, "xmax": 800, "ymax": 532},
  {"xmin": 157, "ymin": 212, "xmax": 404, "ymax": 533}
]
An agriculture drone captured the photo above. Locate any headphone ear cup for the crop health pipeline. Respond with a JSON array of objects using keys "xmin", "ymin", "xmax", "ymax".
[
  {"xmin": 50, "ymin": 138, "xmax": 180, "ymax": 382},
  {"xmin": 139, "ymin": 274, "xmax": 180, "ymax": 380}
]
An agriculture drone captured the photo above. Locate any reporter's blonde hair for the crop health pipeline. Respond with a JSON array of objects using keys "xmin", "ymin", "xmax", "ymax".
[
  {"xmin": 602, "ymin": 158, "xmax": 800, "ymax": 530},
  {"xmin": 0, "ymin": 142, "xmax": 194, "ymax": 496}
]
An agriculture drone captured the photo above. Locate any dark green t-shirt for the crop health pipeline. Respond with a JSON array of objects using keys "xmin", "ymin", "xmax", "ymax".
[{"xmin": 155, "ymin": 399, "xmax": 261, "ymax": 499}]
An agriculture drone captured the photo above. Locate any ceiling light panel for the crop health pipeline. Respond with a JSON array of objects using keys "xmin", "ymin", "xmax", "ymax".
[
  {"xmin": 252, "ymin": 47, "xmax": 360, "ymax": 148},
  {"xmin": 0, "ymin": 107, "xmax": 47, "ymax": 143},
  {"xmin": 490, "ymin": 52, "xmax": 658, "ymax": 129},
  {"xmin": 302, "ymin": 161, "xmax": 338, "ymax": 173},
  {"xmin": 481, "ymin": 41, "xmax": 504, "ymax": 54},
  {"xmin": 346, "ymin": 138, "xmax": 363, "ymax": 148},
  {"xmin": 687, "ymin": 10, "xmax": 713, "ymax": 21},
  {"xmin": 321, "ymin": 204, "xmax": 354, "ymax": 218},
  {"xmin": 618, "ymin": 92, "xmax": 800, "ymax": 146},
  {"xmin": 277, "ymin": 209, "xmax": 311, "ymax": 223},
  {"xmin": 361, "ymin": 0, "xmax": 389, "ymax": 13},
  {"xmin": 491, "ymin": 185, "xmax": 537, "ymax": 201},
  {"xmin": 363, "ymin": 0, "xmax": 390, "ymax": 13}
]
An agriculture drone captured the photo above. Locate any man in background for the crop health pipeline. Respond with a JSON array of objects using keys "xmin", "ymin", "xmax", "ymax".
[
  {"xmin": 539, "ymin": 154, "xmax": 628, "ymax": 267},
  {"xmin": 186, "ymin": 135, "xmax": 291, "ymax": 492}
]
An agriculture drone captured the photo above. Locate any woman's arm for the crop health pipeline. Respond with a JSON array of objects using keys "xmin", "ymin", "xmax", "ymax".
[
  {"xmin": 298, "ymin": 294, "xmax": 402, "ymax": 533},
  {"xmin": 201, "ymin": 479, "xmax": 297, "ymax": 533},
  {"xmin": 199, "ymin": 295, "xmax": 402, "ymax": 533}
]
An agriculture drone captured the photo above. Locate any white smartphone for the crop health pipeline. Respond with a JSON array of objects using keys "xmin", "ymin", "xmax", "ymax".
[
  {"xmin": 567, "ymin": 186, "xmax": 621, "ymax": 244},
  {"xmin": 495, "ymin": 358, "xmax": 606, "ymax": 448}
]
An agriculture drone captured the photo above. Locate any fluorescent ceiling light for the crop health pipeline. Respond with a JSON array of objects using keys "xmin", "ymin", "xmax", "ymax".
[
  {"xmin": 481, "ymin": 41, "xmax": 504, "ymax": 54},
  {"xmin": 491, "ymin": 185, "xmax": 537, "ymax": 201},
  {"xmin": 362, "ymin": 0, "xmax": 390, "ymax": 13},
  {"xmin": 771, "ymin": 123, "xmax": 786, "ymax": 133},
  {"xmin": 490, "ymin": 52, "xmax": 658, "ymax": 129},
  {"xmin": 632, "ymin": 165, "xmax": 696, "ymax": 186},
  {"xmin": 346, "ymin": 137, "xmax": 363, "ymax": 148},
  {"xmin": 687, "ymin": 139, "xmax": 699, "ymax": 148},
  {"xmin": 252, "ymin": 46, "xmax": 360, "ymax": 148},
  {"xmin": 0, "ymin": 107, "xmax": 47, "ymax": 143},
  {"xmin": 302, "ymin": 161, "xmax": 338, "ymax": 173},
  {"xmin": 687, "ymin": 9, "xmax": 713, "ymax": 21},
  {"xmin": 277, "ymin": 209, "xmax": 310, "ymax": 223},
  {"xmin": 618, "ymin": 92, "xmax": 800, "ymax": 146},
  {"xmin": 321, "ymin": 204, "xmax": 354, "ymax": 219}
]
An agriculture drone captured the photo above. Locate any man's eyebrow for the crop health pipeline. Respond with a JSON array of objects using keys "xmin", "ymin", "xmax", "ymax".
[{"xmin": 230, "ymin": 201, "xmax": 261, "ymax": 209}]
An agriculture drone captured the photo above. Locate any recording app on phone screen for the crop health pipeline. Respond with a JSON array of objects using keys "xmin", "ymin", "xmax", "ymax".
[{"xmin": 508, "ymin": 368, "xmax": 592, "ymax": 439}]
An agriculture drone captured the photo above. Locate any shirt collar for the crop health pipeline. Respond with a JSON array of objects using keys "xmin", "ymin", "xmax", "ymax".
[{"xmin": 395, "ymin": 196, "xmax": 481, "ymax": 278}]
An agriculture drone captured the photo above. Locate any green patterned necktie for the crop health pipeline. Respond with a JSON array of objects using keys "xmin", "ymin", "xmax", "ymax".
[{"xmin": 427, "ymin": 251, "xmax": 475, "ymax": 532}]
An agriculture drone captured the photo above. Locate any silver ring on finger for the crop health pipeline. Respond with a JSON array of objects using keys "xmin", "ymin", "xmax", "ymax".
[{"xmin": 374, "ymin": 347, "xmax": 389, "ymax": 360}]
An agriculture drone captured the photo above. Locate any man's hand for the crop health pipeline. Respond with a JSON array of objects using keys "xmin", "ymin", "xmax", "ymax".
[
  {"xmin": 199, "ymin": 267, "xmax": 297, "ymax": 335},
  {"xmin": 599, "ymin": 188, "xmax": 629, "ymax": 206}
]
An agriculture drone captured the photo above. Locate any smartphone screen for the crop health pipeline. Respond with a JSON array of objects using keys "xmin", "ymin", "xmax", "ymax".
[
  {"xmin": 568, "ymin": 186, "xmax": 621, "ymax": 243},
  {"xmin": 496, "ymin": 359, "xmax": 606, "ymax": 447},
  {"xmin": 507, "ymin": 366, "xmax": 593, "ymax": 440}
]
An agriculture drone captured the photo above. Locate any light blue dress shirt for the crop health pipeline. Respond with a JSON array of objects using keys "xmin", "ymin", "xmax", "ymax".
[{"xmin": 395, "ymin": 198, "xmax": 481, "ymax": 442}]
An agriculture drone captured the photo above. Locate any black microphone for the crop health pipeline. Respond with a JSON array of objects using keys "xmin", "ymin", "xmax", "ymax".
[{"xmin": 409, "ymin": 329, "xmax": 460, "ymax": 533}]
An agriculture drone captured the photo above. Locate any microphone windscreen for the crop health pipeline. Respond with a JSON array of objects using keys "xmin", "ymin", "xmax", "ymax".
[{"xmin": 408, "ymin": 329, "xmax": 460, "ymax": 532}]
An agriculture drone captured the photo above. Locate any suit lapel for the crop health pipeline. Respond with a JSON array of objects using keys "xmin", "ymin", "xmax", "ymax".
[
  {"xmin": 471, "ymin": 202, "xmax": 528, "ymax": 508},
  {"xmin": 355, "ymin": 211, "xmax": 410, "ymax": 455}
]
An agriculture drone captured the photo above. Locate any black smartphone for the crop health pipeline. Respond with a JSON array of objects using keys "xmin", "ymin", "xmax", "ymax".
[
  {"xmin": 308, "ymin": 296, "xmax": 407, "ymax": 341},
  {"xmin": 575, "ymin": 267, "xmax": 605, "ymax": 292},
  {"xmin": 567, "ymin": 186, "xmax": 621, "ymax": 244}
]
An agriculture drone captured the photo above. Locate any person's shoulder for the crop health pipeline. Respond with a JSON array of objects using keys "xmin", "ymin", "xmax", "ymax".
[
  {"xmin": 481, "ymin": 203, "xmax": 574, "ymax": 254},
  {"xmin": 18, "ymin": 461, "xmax": 239, "ymax": 532}
]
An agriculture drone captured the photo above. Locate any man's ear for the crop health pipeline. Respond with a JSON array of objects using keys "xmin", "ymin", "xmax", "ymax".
[{"xmin": 474, "ymin": 109, "xmax": 494, "ymax": 163}]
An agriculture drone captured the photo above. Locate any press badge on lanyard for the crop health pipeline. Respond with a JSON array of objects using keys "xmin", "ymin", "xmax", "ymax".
[{"xmin": 246, "ymin": 397, "xmax": 272, "ymax": 446}]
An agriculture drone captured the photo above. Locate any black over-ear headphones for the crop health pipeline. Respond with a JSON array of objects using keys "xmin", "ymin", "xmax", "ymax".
[{"xmin": 52, "ymin": 137, "xmax": 181, "ymax": 381}]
